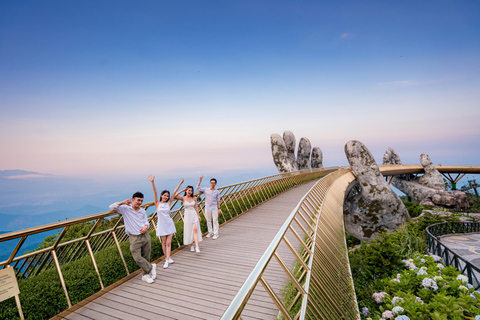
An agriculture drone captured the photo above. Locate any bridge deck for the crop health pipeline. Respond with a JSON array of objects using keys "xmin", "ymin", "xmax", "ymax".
[{"xmin": 55, "ymin": 180, "xmax": 317, "ymax": 320}]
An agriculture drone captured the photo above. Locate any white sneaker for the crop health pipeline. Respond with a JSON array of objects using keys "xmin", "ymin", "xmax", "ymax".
[
  {"xmin": 168, "ymin": 258, "xmax": 174, "ymax": 264},
  {"xmin": 190, "ymin": 246, "xmax": 195, "ymax": 252},
  {"xmin": 163, "ymin": 261, "xmax": 168, "ymax": 269},
  {"xmin": 212, "ymin": 234, "xmax": 219, "ymax": 240},
  {"xmin": 150, "ymin": 264, "xmax": 157, "ymax": 280},
  {"xmin": 195, "ymin": 247, "xmax": 200, "ymax": 253},
  {"xmin": 206, "ymin": 233, "xmax": 212, "ymax": 238},
  {"xmin": 142, "ymin": 274, "xmax": 154, "ymax": 284}
]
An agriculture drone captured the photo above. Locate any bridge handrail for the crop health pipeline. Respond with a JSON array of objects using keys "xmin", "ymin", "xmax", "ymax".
[
  {"xmin": 0, "ymin": 167, "xmax": 333, "ymax": 314},
  {"xmin": 426, "ymin": 221, "xmax": 480, "ymax": 289},
  {"xmin": 221, "ymin": 169, "xmax": 359, "ymax": 320}
]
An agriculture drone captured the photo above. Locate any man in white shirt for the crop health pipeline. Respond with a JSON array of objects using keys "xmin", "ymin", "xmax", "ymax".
[
  {"xmin": 109, "ymin": 192, "xmax": 156, "ymax": 284},
  {"xmin": 196, "ymin": 176, "xmax": 221, "ymax": 239}
]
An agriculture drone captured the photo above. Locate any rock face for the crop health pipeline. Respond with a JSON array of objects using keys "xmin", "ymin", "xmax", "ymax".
[
  {"xmin": 420, "ymin": 190, "xmax": 469, "ymax": 210},
  {"xmin": 270, "ymin": 131, "xmax": 323, "ymax": 173},
  {"xmin": 344, "ymin": 140, "xmax": 410, "ymax": 241},
  {"xmin": 383, "ymin": 148, "xmax": 468, "ymax": 210}
]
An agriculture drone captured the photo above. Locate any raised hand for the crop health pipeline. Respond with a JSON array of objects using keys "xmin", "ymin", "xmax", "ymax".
[
  {"xmin": 270, "ymin": 130, "xmax": 323, "ymax": 173},
  {"xmin": 343, "ymin": 140, "xmax": 410, "ymax": 241},
  {"xmin": 148, "ymin": 174, "xmax": 155, "ymax": 182}
]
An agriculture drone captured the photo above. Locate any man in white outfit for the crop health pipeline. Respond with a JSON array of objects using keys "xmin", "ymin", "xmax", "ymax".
[{"xmin": 196, "ymin": 176, "xmax": 221, "ymax": 239}]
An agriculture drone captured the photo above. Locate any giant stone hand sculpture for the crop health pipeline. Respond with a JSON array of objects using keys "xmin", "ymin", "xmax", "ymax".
[
  {"xmin": 343, "ymin": 140, "xmax": 410, "ymax": 241},
  {"xmin": 383, "ymin": 148, "xmax": 468, "ymax": 210},
  {"xmin": 270, "ymin": 131, "xmax": 323, "ymax": 173}
]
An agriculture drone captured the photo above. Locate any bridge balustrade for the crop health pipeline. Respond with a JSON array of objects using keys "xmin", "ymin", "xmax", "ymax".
[
  {"xmin": 221, "ymin": 169, "xmax": 360, "ymax": 320},
  {"xmin": 0, "ymin": 168, "xmax": 331, "ymax": 319}
]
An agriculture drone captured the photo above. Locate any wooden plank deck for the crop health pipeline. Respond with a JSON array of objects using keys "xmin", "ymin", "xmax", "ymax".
[{"xmin": 58, "ymin": 180, "xmax": 317, "ymax": 320}]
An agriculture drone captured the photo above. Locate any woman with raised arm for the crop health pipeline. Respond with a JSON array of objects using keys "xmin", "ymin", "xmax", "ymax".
[
  {"xmin": 149, "ymin": 174, "xmax": 183, "ymax": 269},
  {"xmin": 174, "ymin": 183, "xmax": 202, "ymax": 252}
]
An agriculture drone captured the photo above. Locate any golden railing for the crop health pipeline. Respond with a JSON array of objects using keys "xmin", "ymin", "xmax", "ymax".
[
  {"xmin": 221, "ymin": 169, "xmax": 360, "ymax": 320},
  {"xmin": 0, "ymin": 168, "xmax": 331, "ymax": 319}
]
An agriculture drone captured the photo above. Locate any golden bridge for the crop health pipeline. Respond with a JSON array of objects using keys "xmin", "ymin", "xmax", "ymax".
[{"xmin": 1, "ymin": 165, "xmax": 479, "ymax": 320}]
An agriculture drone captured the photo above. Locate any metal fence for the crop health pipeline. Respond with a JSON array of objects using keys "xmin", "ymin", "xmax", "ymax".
[
  {"xmin": 221, "ymin": 169, "xmax": 360, "ymax": 320},
  {"xmin": 0, "ymin": 168, "xmax": 331, "ymax": 317},
  {"xmin": 426, "ymin": 222, "xmax": 480, "ymax": 289}
]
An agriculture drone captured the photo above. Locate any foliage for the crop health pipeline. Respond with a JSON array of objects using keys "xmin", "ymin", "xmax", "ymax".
[
  {"xmin": 401, "ymin": 198, "xmax": 433, "ymax": 218},
  {"xmin": 360, "ymin": 256, "xmax": 480, "ymax": 320}
]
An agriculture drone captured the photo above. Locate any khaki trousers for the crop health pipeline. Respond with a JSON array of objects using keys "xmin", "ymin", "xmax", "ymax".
[{"xmin": 129, "ymin": 233, "xmax": 152, "ymax": 275}]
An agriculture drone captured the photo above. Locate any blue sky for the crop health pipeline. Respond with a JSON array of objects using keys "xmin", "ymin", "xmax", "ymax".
[{"xmin": 1, "ymin": 0, "xmax": 479, "ymax": 182}]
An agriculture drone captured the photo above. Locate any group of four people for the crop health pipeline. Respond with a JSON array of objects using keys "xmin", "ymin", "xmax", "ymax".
[{"xmin": 109, "ymin": 176, "xmax": 221, "ymax": 284}]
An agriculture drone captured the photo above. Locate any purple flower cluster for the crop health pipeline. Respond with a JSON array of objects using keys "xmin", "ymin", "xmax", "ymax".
[{"xmin": 373, "ymin": 292, "xmax": 388, "ymax": 303}]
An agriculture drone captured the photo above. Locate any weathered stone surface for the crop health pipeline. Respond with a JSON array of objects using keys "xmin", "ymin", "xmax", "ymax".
[
  {"xmin": 270, "ymin": 131, "xmax": 323, "ymax": 172},
  {"xmin": 344, "ymin": 140, "xmax": 410, "ymax": 241},
  {"xmin": 297, "ymin": 137, "xmax": 312, "ymax": 170},
  {"xmin": 311, "ymin": 147, "xmax": 323, "ymax": 169},
  {"xmin": 420, "ymin": 190, "xmax": 469, "ymax": 210},
  {"xmin": 270, "ymin": 133, "xmax": 297, "ymax": 173},
  {"xmin": 382, "ymin": 148, "xmax": 468, "ymax": 210}
]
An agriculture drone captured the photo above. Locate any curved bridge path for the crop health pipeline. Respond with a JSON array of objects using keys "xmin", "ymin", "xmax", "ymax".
[{"xmin": 54, "ymin": 180, "xmax": 317, "ymax": 320}]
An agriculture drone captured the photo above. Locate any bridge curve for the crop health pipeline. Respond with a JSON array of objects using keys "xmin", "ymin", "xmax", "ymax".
[{"xmin": 1, "ymin": 165, "xmax": 479, "ymax": 319}]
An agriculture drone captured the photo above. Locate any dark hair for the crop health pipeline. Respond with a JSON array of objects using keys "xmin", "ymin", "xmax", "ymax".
[
  {"xmin": 132, "ymin": 192, "xmax": 144, "ymax": 199},
  {"xmin": 210, "ymin": 178, "xmax": 217, "ymax": 184},
  {"xmin": 184, "ymin": 185, "xmax": 194, "ymax": 197},
  {"xmin": 160, "ymin": 190, "xmax": 170, "ymax": 202}
]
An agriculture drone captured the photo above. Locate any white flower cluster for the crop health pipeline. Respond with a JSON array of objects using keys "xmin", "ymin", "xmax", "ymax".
[{"xmin": 422, "ymin": 278, "xmax": 438, "ymax": 290}]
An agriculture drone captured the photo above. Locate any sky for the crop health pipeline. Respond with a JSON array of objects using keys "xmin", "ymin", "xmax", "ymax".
[{"xmin": 0, "ymin": 1, "xmax": 479, "ymax": 222}]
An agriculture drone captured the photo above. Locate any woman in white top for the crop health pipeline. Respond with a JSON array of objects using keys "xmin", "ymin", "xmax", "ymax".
[
  {"xmin": 174, "ymin": 183, "xmax": 202, "ymax": 252},
  {"xmin": 149, "ymin": 175, "xmax": 183, "ymax": 269}
]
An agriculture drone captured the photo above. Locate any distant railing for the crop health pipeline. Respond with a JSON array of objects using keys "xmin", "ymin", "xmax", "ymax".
[
  {"xmin": 426, "ymin": 222, "xmax": 480, "ymax": 289},
  {"xmin": 221, "ymin": 169, "xmax": 360, "ymax": 320},
  {"xmin": 0, "ymin": 168, "xmax": 332, "ymax": 319}
]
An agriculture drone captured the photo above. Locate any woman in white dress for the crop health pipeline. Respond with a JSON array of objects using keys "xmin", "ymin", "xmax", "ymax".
[
  {"xmin": 149, "ymin": 175, "xmax": 183, "ymax": 269},
  {"xmin": 174, "ymin": 184, "xmax": 202, "ymax": 252}
]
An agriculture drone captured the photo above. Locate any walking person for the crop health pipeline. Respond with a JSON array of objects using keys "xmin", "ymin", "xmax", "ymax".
[
  {"xmin": 109, "ymin": 192, "xmax": 156, "ymax": 284},
  {"xmin": 148, "ymin": 174, "xmax": 182, "ymax": 269},
  {"xmin": 196, "ymin": 176, "xmax": 221, "ymax": 239},
  {"xmin": 174, "ymin": 182, "xmax": 202, "ymax": 252}
]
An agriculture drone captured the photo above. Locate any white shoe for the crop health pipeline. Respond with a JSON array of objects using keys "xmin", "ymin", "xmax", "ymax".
[
  {"xmin": 195, "ymin": 247, "xmax": 200, "ymax": 253},
  {"xmin": 163, "ymin": 261, "xmax": 168, "ymax": 269},
  {"xmin": 142, "ymin": 274, "xmax": 154, "ymax": 284},
  {"xmin": 212, "ymin": 234, "xmax": 219, "ymax": 240},
  {"xmin": 190, "ymin": 246, "xmax": 195, "ymax": 252},
  {"xmin": 150, "ymin": 264, "xmax": 157, "ymax": 280},
  {"xmin": 168, "ymin": 258, "xmax": 174, "ymax": 264},
  {"xmin": 206, "ymin": 233, "xmax": 212, "ymax": 238}
]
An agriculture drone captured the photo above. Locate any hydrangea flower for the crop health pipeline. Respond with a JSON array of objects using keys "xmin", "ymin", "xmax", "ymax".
[
  {"xmin": 391, "ymin": 278, "xmax": 400, "ymax": 283},
  {"xmin": 382, "ymin": 310, "xmax": 394, "ymax": 319},
  {"xmin": 409, "ymin": 263, "xmax": 418, "ymax": 271},
  {"xmin": 436, "ymin": 263, "xmax": 444, "ymax": 269},
  {"xmin": 415, "ymin": 296, "xmax": 424, "ymax": 304},
  {"xmin": 474, "ymin": 316, "xmax": 480, "ymax": 320},
  {"xmin": 392, "ymin": 306, "xmax": 404, "ymax": 314},
  {"xmin": 459, "ymin": 285, "xmax": 468, "ymax": 292},
  {"xmin": 395, "ymin": 316, "xmax": 410, "ymax": 320},
  {"xmin": 430, "ymin": 254, "xmax": 441, "ymax": 262},
  {"xmin": 457, "ymin": 274, "xmax": 468, "ymax": 283},
  {"xmin": 417, "ymin": 269, "xmax": 428, "ymax": 276},
  {"xmin": 422, "ymin": 278, "xmax": 438, "ymax": 290},
  {"xmin": 373, "ymin": 292, "xmax": 388, "ymax": 303},
  {"xmin": 467, "ymin": 283, "xmax": 474, "ymax": 289},
  {"xmin": 396, "ymin": 273, "xmax": 401, "ymax": 279},
  {"xmin": 391, "ymin": 296, "xmax": 404, "ymax": 306},
  {"xmin": 421, "ymin": 258, "xmax": 426, "ymax": 263},
  {"xmin": 433, "ymin": 276, "xmax": 443, "ymax": 281},
  {"xmin": 362, "ymin": 307, "xmax": 370, "ymax": 317}
]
